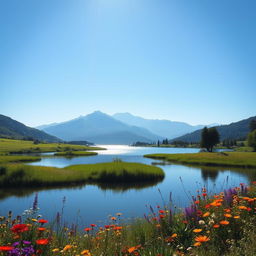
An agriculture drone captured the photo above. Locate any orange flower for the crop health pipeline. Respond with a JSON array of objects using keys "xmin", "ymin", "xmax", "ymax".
[
  {"xmin": 219, "ymin": 220, "xmax": 229, "ymax": 225},
  {"xmin": 63, "ymin": 245, "xmax": 72, "ymax": 251},
  {"xmin": 224, "ymin": 214, "xmax": 232, "ymax": 218},
  {"xmin": 36, "ymin": 238, "xmax": 49, "ymax": 245},
  {"xmin": 165, "ymin": 234, "xmax": 177, "ymax": 243},
  {"xmin": 203, "ymin": 212, "xmax": 210, "ymax": 217},
  {"xmin": 156, "ymin": 224, "xmax": 161, "ymax": 228},
  {"xmin": 224, "ymin": 209, "xmax": 231, "ymax": 213},
  {"xmin": 194, "ymin": 242, "xmax": 201, "ymax": 247},
  {"xmin": 81, "ymin": 250, "xmax": 91, "ymax": 256},
  {"xmin": 193, "ymin": 229, "xmax": 202, "ymax": 233},
  {"xmin": 111, "ymin": 217, "xmax": 117, "ymax": 221},
  {"xmin": 213, "ymin": 224, "xmax": 220, "ymax": 228},
  {"xmin": 113, "ymin": 226, "xmax": 123, "ymax": 230},
  {"xmin": 194, "ymin": 200, "xmax": 200, "ymax": 204},
  {"xmin": 238, "ymin": 206, "xmax": 247, "ymax": 210},
  {"xmin": 38, "ymin": 227, "xmax": 46, "ymax": 231},
  {"xmin": 128, "ymin": 245, "xmax": 141, "ymax": 253},
  {"xmin": 195, "ymin": 236, "xmax": 210, "ymax": 242},
  {"xmin": 234, "ymin": 216, "xmax": 240, "ymax": 219}
]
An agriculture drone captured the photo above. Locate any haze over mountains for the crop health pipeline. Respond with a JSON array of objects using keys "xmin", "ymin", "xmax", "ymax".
[{"xmin": 38, "ymin": 111, "xmax": 215, "ymax": 144}]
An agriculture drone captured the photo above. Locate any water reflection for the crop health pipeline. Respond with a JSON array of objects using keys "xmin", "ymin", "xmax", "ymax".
[{"xmin": 201, "ymin": 168, "xmax": 219, "ymax": 182}]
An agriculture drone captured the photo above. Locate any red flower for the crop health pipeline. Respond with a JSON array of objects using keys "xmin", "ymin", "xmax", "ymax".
[
  {"xmin": 38, "ymin": 219, "xmax": 48, "ymax": 224},
  {"xmin": 0, "ymin": 246, "xmax": 14, "ymax": 251},
  {"xmin": 36, "ymin": 238, "xmax": 49, "ymax": 245},
  {"xmin": 90, "ymin": 224, "xmax": 96, "ymax": 227},
  {"xmin": 11, "ymin": 224, "xmax": 29, "ymax": 233},
  {"xmin": 84, "ymin": 228, "xmax": 92, "ymax": 232},
  {"xmin": 104, "ymin": 225, "xmax": 110, "ymax": 229}
]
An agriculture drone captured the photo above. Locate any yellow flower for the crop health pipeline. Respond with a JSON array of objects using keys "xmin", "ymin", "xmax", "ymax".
[
  {"xmin": 31, "ymin": 218, "xmax": 37, "ymax": 222},
  {"xmin": 52, "ymin": 248, "xmax": 59, "ymax": 252}
]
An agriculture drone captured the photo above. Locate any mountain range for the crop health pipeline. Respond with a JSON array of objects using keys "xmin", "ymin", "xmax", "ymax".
[
  {"xmin": 172, "ymin": 116, "xmax": 256, "ymax": 143},
  {"xmin": 0, "ymin": 114, "xmax": 61, "ymax": 142},
  {"xmin": 38, "ymin": 111, "xmax": 216, "ymax": 144}
]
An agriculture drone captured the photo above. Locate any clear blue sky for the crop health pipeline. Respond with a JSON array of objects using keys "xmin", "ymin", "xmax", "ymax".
[{"xmin": 1, "ymin": 0, "xmax": 255, "ymax": 127}]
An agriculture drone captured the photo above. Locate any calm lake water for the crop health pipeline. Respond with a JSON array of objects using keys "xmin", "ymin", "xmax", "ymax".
[{"xmin": 0, "ymin": 145, "xmax": 255, "ymax": 227}]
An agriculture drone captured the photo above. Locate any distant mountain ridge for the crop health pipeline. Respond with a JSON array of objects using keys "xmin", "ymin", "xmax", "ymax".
[
  {"xmin": 39, "ymin": 111, "xmax": 163, "ymax": 144},
  {"xmin": 0, "ymin": 114, "xmax": 61, "ymax": 142},
  {"xmin": 113, "ymin": 112, "xmax": 208, "ymax": 139},
  {"xmin": 171, "ymin": 116, "xmax": 256, "ymax": 143}
]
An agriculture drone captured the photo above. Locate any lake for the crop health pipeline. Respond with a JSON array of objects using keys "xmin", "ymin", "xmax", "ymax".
[{"xmin": 0, "ymin": 145, "xmax": 255, "ymax": 227}]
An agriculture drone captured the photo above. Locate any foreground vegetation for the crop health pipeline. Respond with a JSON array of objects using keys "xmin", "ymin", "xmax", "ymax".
[
  {"xmin": 145, "ymin": 152, "xmax": 256, "ymax": 168},
  {"xmin": 0, "ymin": 138, "xmax": 103, "ymax": 154},
  {"xmin": 0, "ymin": 162, "xmax": 164, "ymax": 188},
  {"xmin": 0, "ymin": 182, "xmax": 256, "ymax": 255}
]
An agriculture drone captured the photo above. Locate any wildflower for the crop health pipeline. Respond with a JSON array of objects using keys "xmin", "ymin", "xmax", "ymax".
[
  {"xmin": 84, "ymin": 228, "xmax": 92, "ymax": 232},
  {"xmin": 0, "ymin": 246, "xmax": 14, "ymax": 251},
  {"xmin": 36, "ymin": 238, "xmax": 49, "ymax": 245},
  {"xmin": 220, "ymin": 220, "xmax": 229, "ymax": 225},
  {"xmin": 224, "ymin": 214, "xmax": 232, "ymax": 218},
  {"xmin": 203, "ymin": 212, "xmax": 210, "ymax": 217},
  {"xmin": 156, "ymin": 224, "xmax": 161, "ymax": 228},
  {"xmin": 81, "ymin": 249, "xmax": 91, "ymax": 256},
  {"xmin": 111, "ymin": 217, "xmax": 117, "ymax": 221},
  {"xmin": 128, "ymin": 245, "xmax": 141, "ymax": 253},
  {"xmin": 194, "ymin": 242, "xmax": 201, "ymax": 247},
  {"xmin": 63, "ymin": 245, "xmax": 72, "ymax": 251},
  {"xmin": 11, "ymin": 224, "xmax": 29, "ymax": 233},
  {"xmin": 38, "ymin": 227, "xmax": 46, "ymax": 231},
  {"xmin": 193, "ymin": 229, "xmax": 202, "ymax": 233},
  {"xmin": 199, "ymin": 220, "xmax": 205, "ymax": 225},
  {"xmin": 238, "ymin": 206, "xmax": 247, "ymax": 210},
  {"xmin": 113, "ymin": 226, "xmax": 122, "ymax": 230},
  {"xmin": 194, "ymin": 236, "xmax": 210, "ymax": 242},
  {"xmin": 202, "ymin": 193, "xmax": 207, "ymax": 197},
  {"xmin": 234, "ymin": 215, "xmax": 240, "ymax": 219},
  {"xmin": 194, "ymin": 200, "xmax": 200, "ymax": 204},
  {"xmin": 159, "ymin": 214, "xmax": 165, "ymax": 219},
  {"xmin": 52, "ymin": 248, "xmax": 60, "ymax": 252},
  {"xmin": 224, "ymin": 209, "xmax": 231, "ymax": 213},
  {"xmin": 213, "ymin": 224, "xmax": 220, "ymax": 228},
  {"xmin": 31, "ymin": 218, "xmax": 37, "ymax": 222},
  {"xmin": 90, "ymin": 224, "xmax": 96, "ymax": 227},
  {"xmin": 116, "ymin": 212, "xmax": 122, "ymax": 216},
  {"xmin": 38, "ymin": 219, "xmax": 48, "ymax": 224}
]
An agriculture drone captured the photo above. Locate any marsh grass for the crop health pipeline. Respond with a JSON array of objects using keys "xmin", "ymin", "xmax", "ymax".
[
  {"xmin": 145, "ymin": 152, "xmax": 256, "ymax": 168},
  {"xmin": 0, "ymin": 162, "xmax": 164, "ymax": 188}
]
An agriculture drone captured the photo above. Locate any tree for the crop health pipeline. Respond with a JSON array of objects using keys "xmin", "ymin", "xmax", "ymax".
[
  {"xmin": 200, "ymin": 127, "xmax": 220, "ymax": 152},
  {"xmin": 250, "ymin": 119, "xmax": 256, "ymax": 132},
  {"xmin": 247, "ymin": 130, "xmax": 256, "ymax": 151}
]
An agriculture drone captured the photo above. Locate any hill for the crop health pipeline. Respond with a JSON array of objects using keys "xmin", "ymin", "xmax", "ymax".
[
  {"xmin": 172, "ymin": 116, "xmax": 256, "ymax": 143},
  {"xmin": 113, "ymin": 112, "xmax": 205, "ymax": 139},
  {"xmin": 0, "ymin": 114, "xmax": 61, "ymax": 142},
  {"xmin": 39, "ymin": 111, "xmax": 163, "ymax": 144}
]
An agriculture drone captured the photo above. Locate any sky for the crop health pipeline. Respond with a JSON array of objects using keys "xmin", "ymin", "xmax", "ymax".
[{"xmin": 1, "ymin": 0, "xmax": 256, "ymax": 127}]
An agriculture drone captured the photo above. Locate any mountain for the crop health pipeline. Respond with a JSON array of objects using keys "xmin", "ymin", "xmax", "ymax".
[
  {"xmin": 113, "ymin": 112, "xmax": 205, "ymax": 139},
  {"xmin": 171, "ymin": 116, "xmax": 256, "ymax": 143},
  {"xmin": 0, "ymin": 114, "xmax": 61, "ymax": 142},
  {"xmin": 39, "ymin": 111, "xmax": 163, "ymax": 144}
]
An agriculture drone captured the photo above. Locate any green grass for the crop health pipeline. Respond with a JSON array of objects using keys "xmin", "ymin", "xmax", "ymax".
[
  {"xmin": 54, "ymin": 151, "xmax": 98, "ymax": 157},
  {"xmin": 0, "ymin": 138, "xmax": 104, "ymax": 154},
  {"xmin": 144, "ymin": 152, "xmax": 256, "ymax": 168},
  {"xmin": 0, "ymin": 162, "xmax": 164, "ymax": 188},
  {"xmin": 0, "ymin": 155, "xmax": 41, "ymax": 164}
]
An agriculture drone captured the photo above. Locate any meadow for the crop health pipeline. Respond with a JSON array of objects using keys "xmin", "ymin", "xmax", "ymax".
[
  {"xmin": 0, "ymin": 182, "xmax": 255, "ymax": 255},
  {"xmin": 0, "ymin": 139, "xmax": 103, "ymax": 154},
  {"xmin": 145, "ymin": 152, "xmax": 256, "ymax": 168}
]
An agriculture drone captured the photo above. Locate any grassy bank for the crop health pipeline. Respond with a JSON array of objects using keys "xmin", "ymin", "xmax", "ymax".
[
  {"xmin": 54, "ymin": 151, "xmax": 98, "ymax": 157},
  {"xmin": 0, "ymin": 182, "xmax": 256, "ymax": 255},
  {"xmin": 0, "ymin": 138, "xmax": 104, "ymax": 154},
  {"xmin": 145, "ymin": 152, "xmax": 256, "ymax": 168},
  {"xmin": 0, "ymin": 162, "xmax": 164, "ymax": 188},
  {"xmin": 0, "ymin": 155, "xmax": 41, "ymax": 164}
]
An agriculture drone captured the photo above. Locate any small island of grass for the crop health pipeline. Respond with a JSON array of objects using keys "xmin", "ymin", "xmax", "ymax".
[
  {"xmin": 0, "ymin": 162, "xmax": 164, "ymax": 188},
  {"xmin": 54, "ymin": 151, "xmax": 98, "ymax": 157},
  {"xmin": 144, "ymin": 152, "xmax": 256, "ymax": 168}
]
